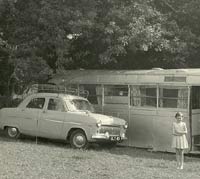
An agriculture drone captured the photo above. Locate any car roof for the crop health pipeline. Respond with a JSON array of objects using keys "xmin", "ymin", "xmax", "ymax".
[{"xmin": 29, "ymin": 93, "xmax": 87, "ymax": 100}]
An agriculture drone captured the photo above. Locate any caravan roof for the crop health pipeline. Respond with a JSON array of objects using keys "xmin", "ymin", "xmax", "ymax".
[{"xmin": 50, "ymin": 68, "xmax": 200, "ymax": 85}]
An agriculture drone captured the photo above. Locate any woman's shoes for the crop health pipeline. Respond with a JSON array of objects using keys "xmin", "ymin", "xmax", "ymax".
[{"xmin": 177, "ymin": 165, "xmax": 183, "ymax": 170}]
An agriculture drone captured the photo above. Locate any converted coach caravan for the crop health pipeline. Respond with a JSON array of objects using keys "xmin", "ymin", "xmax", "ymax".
[{"xmin": 49, "ymin": 68, "xmax": 200, "ymax": 153}]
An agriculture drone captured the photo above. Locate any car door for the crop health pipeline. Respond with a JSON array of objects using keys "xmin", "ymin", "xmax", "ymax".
[
  {"xmin": 19, "ymin": 97, "xmax": 45, "ymax": 136},
  {"xmin": 38, "ymin": 97, "xmax": 65, "ymax": 139}
]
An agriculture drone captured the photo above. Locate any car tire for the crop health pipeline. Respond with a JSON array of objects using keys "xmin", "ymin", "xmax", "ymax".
[
  {"xmin": 69, "ymin": 129, "xmax": 88, "ymax": 149},
  {"xmin": 6, "ymin": 127, "xmax": 20, "ymax": 139}
]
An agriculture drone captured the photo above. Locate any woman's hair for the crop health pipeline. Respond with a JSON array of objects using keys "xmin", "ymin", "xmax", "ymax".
[{"xmin": 175, "ymin": 112, "xmax": 183, "ymax": 118}]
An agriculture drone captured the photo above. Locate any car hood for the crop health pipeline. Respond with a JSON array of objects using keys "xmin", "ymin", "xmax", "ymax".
[{"xmin": 88, "ymin": 112, "xmax": 125, "ymax": 126}]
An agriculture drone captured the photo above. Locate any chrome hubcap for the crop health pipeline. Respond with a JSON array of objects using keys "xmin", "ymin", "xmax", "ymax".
[
  {"xmin": 8, "ymin": 127, "xmax": 18, "ymax": 137},
  {"xmin": 74, "ymin": 135, "xmax": 85, "ymax": 147}
]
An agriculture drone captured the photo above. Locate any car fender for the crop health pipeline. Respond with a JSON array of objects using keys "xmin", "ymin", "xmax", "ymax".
[
  {"xmin": 3, "ymin": 124, "xmax": 21, "ymax": 133},
  {"xmin": 0, "ymin": 108, "xmax": 21, "ymax": 131},
  {"xmin": 63, "ymin": 122, "xmax": 95, "ymax": 141}
]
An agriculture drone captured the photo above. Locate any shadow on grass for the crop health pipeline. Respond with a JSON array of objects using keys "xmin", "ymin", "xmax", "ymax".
[
  {"xmin": 0, "ymin": 129, "xmax": 198, "ymax": 162},
  {"xmin": 0, "ymin": 129, "xmax": 70, "ymax": 149},
  {"xmin": 102, "ymin": 144, "xmax": 200, "ymax": 163},
  {"xmin": 89, "ymin": 143, "xmax": 200, "ymax": 162},
  {"xmin": 107, "ymin": 145, "xmax": 175, "ymax": 161}
]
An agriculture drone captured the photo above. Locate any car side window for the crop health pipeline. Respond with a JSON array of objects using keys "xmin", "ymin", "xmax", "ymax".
[
  {"xmin": 47, "ymin": 98, "xmax": 65, "ymax": 112},
  {"xmin": 26, "ymin": 98, "xmax": 45, "ymax": 109}
]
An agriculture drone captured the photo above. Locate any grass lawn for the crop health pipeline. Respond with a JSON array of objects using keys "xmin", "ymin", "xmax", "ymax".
[{"xmin": 0, "ymin": 131, "xmax": 200, "ymax": 179}]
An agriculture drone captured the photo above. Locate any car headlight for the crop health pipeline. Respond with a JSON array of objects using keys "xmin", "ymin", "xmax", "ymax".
[
  {"xmin": 96, "ymin": 120, "xmax": 102, "ymax": 127},
  {"xmin": 124, "ymin": 122, "xmax": 128, "ymax": 129}
]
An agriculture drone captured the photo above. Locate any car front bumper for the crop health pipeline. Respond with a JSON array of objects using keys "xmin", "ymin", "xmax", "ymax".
[{"xmin": 91, "ymin": 133, "xmax": 127, "ymax": 142}]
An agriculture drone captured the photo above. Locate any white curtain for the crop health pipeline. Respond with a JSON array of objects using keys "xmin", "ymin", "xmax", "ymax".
[
  {"xmin": 159, "ymin": 88, "xmax": 163, "ymax": 107},
  {"xmin": 131, "ymin": 86, "xmax": 141, "ymax": 106},
  {"xmin": 95, "ymin": 86, "xmax": 102, "ymax": 105},
  {"xmin": 177, "ymin": 88, "xmax": 188, "ymax": 108}
]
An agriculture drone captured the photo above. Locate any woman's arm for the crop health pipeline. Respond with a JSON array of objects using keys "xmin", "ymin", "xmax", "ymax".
[
  {"xmin": 174, "ymin": 123, "xmax": 188, "ymax": 135},
  {"xmin": 172, "ymin": 123, "xmax": 182, "ymax": 136},
  {"xmin": 172, "ymin": 122, "xmax": 186, "ymax": 135},
  {"xmin": 182, "ymin": 122, "xmax": 188, "ymax": 134}
]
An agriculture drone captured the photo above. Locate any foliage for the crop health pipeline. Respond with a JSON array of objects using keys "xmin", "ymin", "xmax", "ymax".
[
  {"xmin": 0, "ymin": 0, "xmax": 53, "ymax": 95},
  {"xmin": 1, "ymin": 0, "xmax": 200, "ymax": 94},
  {"xmin": 66, "ymin": 0, "xmax": 188, "ymax": 69},
  {"xmin": 153, "ymin": 0, "xmax": 200, "ymax": 67}
]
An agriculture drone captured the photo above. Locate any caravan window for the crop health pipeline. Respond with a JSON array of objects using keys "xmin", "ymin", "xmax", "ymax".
[
  {"xmin": 192, "ymin": 87, "xmax": 200, "ymax": 109},
  {"xmin": 159, "ymin": 87, "xmax": 188, "ymax": 108},
  {"xmin": 130, "ymin": 85, "xmax": 157, "ymax": 107},
  {"xmin": 104, "ymin": 85, "xmax": 128, "ymax": 105},
  {"xmin": 79, "ymin": 84, "xmax": 102, "ymax": 105}
]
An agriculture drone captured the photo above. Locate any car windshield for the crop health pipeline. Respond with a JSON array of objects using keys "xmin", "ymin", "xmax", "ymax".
[{"xmin": 69, "ymin": 99, "xmax": 94, "ymax": 112}]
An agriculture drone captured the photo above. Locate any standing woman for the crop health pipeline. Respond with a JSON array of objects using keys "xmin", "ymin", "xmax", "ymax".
[{"xmin": 172, "ymin": 112, "xmax": 188, "ymax": 169}]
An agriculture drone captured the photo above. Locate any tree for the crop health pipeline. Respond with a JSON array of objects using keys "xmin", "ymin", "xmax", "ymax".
[
  {"xmin": 1, "ymin": 0, "xmax": 200, "ymax": 96},
  {"xmin": 154, "ymin": 0, "xmax": 200, "ymax": 67},
  {"xmin": 0, "ymin": 0, "xmax": 53, "ymax": 95},
  {"xmin": 55, "ymin": 0, "xmax": 190, "ymax": 69}
]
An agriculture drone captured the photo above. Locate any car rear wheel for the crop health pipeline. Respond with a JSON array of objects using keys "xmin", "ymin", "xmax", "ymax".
[
  {"xmin": 6, "ymin": 127, "xmax": 20, "ymax": 139},
  {"xmin": 70, "ymin": 129, "xmax": 88, "ymax": 149}
]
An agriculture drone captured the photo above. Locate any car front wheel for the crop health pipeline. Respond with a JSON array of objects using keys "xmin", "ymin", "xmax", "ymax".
[
  {"xmin": 70, "ymin": 129, "xmax": 88, "ymax": 149},
  {"xmin": 6, "ymin": 127, "xmax": 20, "ymax": 139}
]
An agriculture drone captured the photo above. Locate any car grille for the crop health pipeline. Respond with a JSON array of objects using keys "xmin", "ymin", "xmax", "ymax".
[{"xmin": 99, "ymin": 126, "xmax": 121, "ymax": 135}]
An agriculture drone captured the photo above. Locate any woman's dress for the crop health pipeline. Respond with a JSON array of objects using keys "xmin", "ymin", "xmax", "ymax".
[{"xmin": 172, "ymin": 122, "xmax": 188, "ymax": 149}]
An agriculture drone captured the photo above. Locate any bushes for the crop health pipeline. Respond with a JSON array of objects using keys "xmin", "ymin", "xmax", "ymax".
[{"xmin": 0, "ymin": 96, "xmax": 21, "ymax": 109}]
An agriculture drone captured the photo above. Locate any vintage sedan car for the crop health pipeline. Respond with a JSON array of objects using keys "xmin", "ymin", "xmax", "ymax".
[{"xmin": 0, "ymin": 93, "xmax": 128, "ymax": 149}]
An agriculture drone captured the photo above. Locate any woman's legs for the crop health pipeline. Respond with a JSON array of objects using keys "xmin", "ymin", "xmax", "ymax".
[
  {"xmin": 180, "ymin": 149, "xmax": 184, "ymax": 169},
  {"xmin": 175, "ymin": 149, "xmax": 180, "ymax": 168},
  {"xmin": 175, "ymin": 149, "xmax": 184, "ymax": 169}
]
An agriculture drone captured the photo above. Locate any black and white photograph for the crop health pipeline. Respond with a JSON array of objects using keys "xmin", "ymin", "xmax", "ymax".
[{"xmin": 0, "ymin": 0, "xmax": 200, "ymax": 179}]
